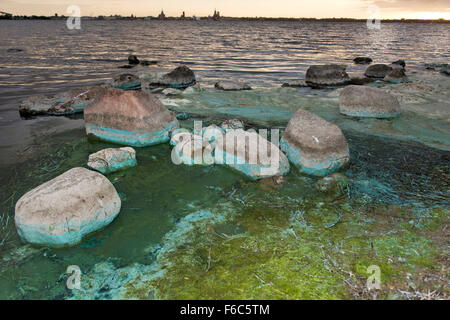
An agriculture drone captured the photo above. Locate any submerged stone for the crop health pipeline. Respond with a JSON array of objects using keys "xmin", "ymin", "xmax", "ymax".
[
  {"xmin": 315, "ymin": 173, "xmax": 349, "ymax": 195},
  {"xmin": 280, "ymin": 109, "xmax": 350, "ymax": 176},
  {"xmin": 215, "ymin": 81, "xmax": 252, "ymax": 91},
  {"xmin": 391, "ymin": 60, "xmax": 406, "ymax": 69},
  {"xmin": 348, "ymin": 77, "xmax": 375, "ymax": 85},
  {"xmin": 14, "ymin": 168, "xmax": 121, "ymax": 247},
  {"xmin": 19, "ymin": 86, "xmax": 106, "ymax": 117},
  {"xmin": 87, "ymin": 147, "xmax": 137, "ymax": 174},
  {"xmin": 305, "ymin": 64, "xmax": 350, "ymax": 88},
  {"xmin": 176, "ymin": 112, "xmax": 189, "ymax": 120},
  {"xmin": 384, "ymin": 68, "xmax": 408, "ymax": 83},
  {"xmin": 339, "ymin": 85, "xmax": 401, "ymax": 118},
  {"xmin": 110, "ymin": 73, "xmax": 141, "ymax": 90},
  {"xmin": 281, "ymin": 80, "xmax": 309, "ymax": 88},
  {"xmin": 128, "ymin": 55, "xmax": 140, "ymax": 65},
  {"xmin": 84, "ymin": 88, "xmax": 178, "ymax": 147},
  {"xmin": 364, "ymin": 64, "xmax": 393, "ymax": 78},
  {"xmin": 220, "ymin": 119, "xmax": 245, "ymax": 132},
  {"xmin": 162, "ymin": 88, "xmax": 183, "ymax": 96},
  {"xmin": 353, "ymin": 57, "xmax": 373, "ymax": 65},
  {"xmin": 215, "ymin": 129, "xmax": 290, "ymax": 180},
  {"xmin": 148, "ymin": 65, "xmax": 196, "ymax": 89}
]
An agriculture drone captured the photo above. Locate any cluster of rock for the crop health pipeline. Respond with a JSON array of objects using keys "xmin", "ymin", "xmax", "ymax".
[
  {"xmin": 14, "ymin": 56, "xmax": 409, "ymax": 248},
  {"xmin": 170, "ymin": 122, "xmax": 290, "ymax": 180},
  {"xmin": 283, "ymin": 58, "xmax": 409, "ymax": 89}
]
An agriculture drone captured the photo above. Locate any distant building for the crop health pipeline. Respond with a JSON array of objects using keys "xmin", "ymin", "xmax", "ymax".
[
  {"xmin": 212, "ymin": 10, "xmax": 220, "ymax": 20},
  {"xmin": 158, "ymin": 10, "xmax": 166, "ymax": 20}
]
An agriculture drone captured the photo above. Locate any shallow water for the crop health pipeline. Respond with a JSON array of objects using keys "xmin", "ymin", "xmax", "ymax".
[{"xmin": 0, "ymin": 20, "xmax": 449, "ymax": 300}]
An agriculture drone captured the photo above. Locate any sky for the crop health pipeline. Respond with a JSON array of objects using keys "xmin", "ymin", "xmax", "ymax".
[{"xmin": 1, "ymin": 0, "xmax": 450, "ymax": 19}]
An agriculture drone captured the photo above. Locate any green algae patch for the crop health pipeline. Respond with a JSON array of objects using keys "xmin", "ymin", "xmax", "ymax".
[{"xmin": 142, "ymin": 188, "xmax": 448, "ymax": 300}]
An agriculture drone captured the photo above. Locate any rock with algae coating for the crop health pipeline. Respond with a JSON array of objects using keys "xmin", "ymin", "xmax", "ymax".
[
  {"xmin": 280, "ymin": 109, "xmax": 350, "ymax": 176},
  {"xmin": 84, "ymin": 88, "xmax": 178, "ymax": 147},
  {"xmin": 339, "ymin": 85, "xmax": 401, "ymax": 118},
  {"xmin": 14, "ymin": 168, "xmax": 121, "ymax": 247},
  {"xmin": 315, "ymin": 173, "xmax": 349, "ymax": 195},
  {"xmin": 87, "ymin": 147, "xmax": 137, "ymax": 174},
  {"xmin": 215, "ymin": 129, "xmax": 291, "ymax": 180}
]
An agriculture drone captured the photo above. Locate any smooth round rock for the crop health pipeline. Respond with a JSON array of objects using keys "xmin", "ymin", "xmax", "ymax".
[
  {"xmin": 15, "ymin": 168, "xmax": 121, "ymax": 247},
  {"xmin": 280, "ymin": 109, "xmax": 350, "ymax": 176}
]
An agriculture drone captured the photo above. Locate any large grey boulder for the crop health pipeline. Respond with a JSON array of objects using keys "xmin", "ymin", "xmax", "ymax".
[
  {"xmin": 339, "ymin": 85, "xmax": 401, "ymax": 118},
  {"xmin": 305, "ymin": 65, "xmax": 350, "ymax": 87},
  {"xmin": 280, "ymin": 109, "xmax": 350, "ymax": 176},
  {"xmin": 84, "ymin": 88, "xmax": 178, "ymax": 147},
  {"xmin": 364, "ymin": 64, "xmax": 393, "ymax": 78},
  {"xmin": 15, "ymin": 168, "xmax": 121, "ymax": 247}
]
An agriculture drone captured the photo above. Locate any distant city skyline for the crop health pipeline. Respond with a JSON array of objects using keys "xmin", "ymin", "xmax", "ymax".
[{"xmin": 2, "ymin": 0, "xmax": 450, "ymax": 20}]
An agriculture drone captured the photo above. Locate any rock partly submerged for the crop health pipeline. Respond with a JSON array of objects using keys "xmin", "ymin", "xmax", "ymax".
[
  {"xmin": 353, "ymin": 57, "xmax": 373, "ymax": 65},
  {"xmin": 305, "ymin": 64, "xmax": 350, "ymax": 88},
  {"xmin": 170, "ymin": 126, "xmax": 290, "ymax": 180},
  {"xmin": 364, "ymin": 64, "xmax": 393, "ymax": 78},
  {"xmin": 281, "ymin": 80, "xmax": 309, "ymax": 88},
  {"xmin": 110, "ymin": 73, "xmax": 141, "ymax": 90},
  {"xmin": 339, "ymin": 85, "xmax": 401, "ymax": 118},
  {"xmin": 215, "ymin": 129, "xmax": 291, "ymax": 180},
  {"xmin": 214, "ymin": 81, "xmax": 252, "ymax": 91},
  {"xmin": 15, "ymin": 167, "xmax": 121, "ymax": 247},
  {"xmin": 146, "ymin": 65, "xmax": 196, "ymax": 89},
  {"xmin": 19, "ymin": 86, "xmax": 107, "ymax": 117},
  {"xmin": 280, "ymin": 109, "xmax": 350, "ymax": 176},
  {"xmin": 315, "ymin": 173, "xmax": 349, "ymax": 195},
  {"xmin": 384, "ymin": 68, "xmax": 408, "ymax": 83},
  {"xmin": 85, "ymin": 88, "xmax": 178, "ymax": 147},
  {"xmin": 220, "ymin": 119, "xmax": 245, "ymax": 132},
  {"xmin": 87, "ymin": 147, "xmax": 137, "ymax": 174}
]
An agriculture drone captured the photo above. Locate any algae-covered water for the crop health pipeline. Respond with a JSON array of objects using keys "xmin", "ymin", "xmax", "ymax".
[{"xmin": 0, "ymin": 20, "xmax": 449, "ymax": 300}]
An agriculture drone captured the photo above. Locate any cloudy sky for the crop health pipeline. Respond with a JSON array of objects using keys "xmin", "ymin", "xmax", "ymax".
[{"xmin": 2, "ymin": 0, "xmax": 449, "ymax": 19}]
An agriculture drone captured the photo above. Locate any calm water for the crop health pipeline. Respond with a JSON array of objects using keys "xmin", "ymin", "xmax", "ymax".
[{"xmin": 0, "ymin": 20, "xmax": 449, "ymax": 300}]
